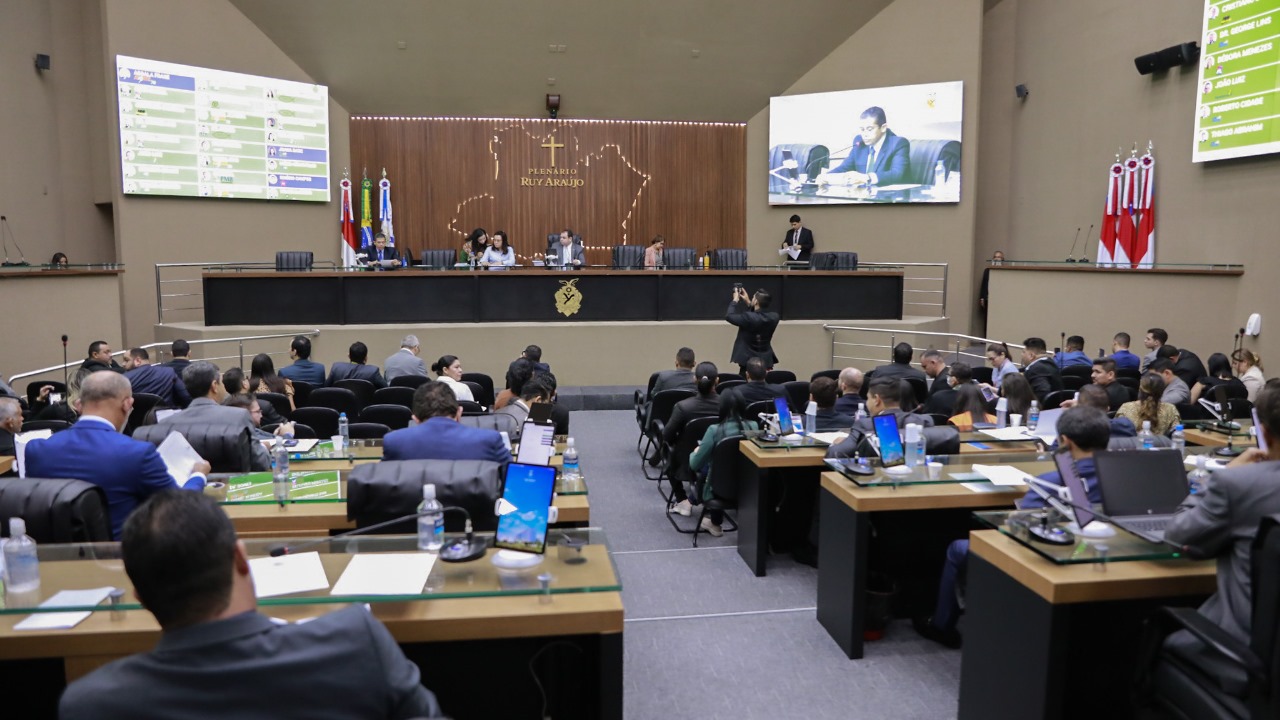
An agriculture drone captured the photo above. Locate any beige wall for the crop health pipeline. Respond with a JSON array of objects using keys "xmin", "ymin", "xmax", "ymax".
[
  {"xmin": 0, "ymin": 273, "xmax": 123, "ymax": 384},
  {"xmin": 100, "ymin": 0, "xmax": 351, "ymax": 344},
  {"xmin": 744, "ymin": 0, "xmax": 985, "ymax": 335},
  {"xmin": 981, "ymin": 0, "xmax": 1275, "ymax": 366}
]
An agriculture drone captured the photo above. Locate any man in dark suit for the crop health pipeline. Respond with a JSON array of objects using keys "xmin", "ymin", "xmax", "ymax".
[
  {"xmin": 279, "ymin": 335, "xmax": 327, "ymax": 386},
  {"xmin": 726, "ymin": 357, "xmax": 787, "ymax": 411},
  {"xmin": 1164, "ymin": 385, "xmax": 1280, "ymax": 695},
  {"xmin": 869, "ymin": 342, "xmax": 928, "ymax": 388},
  {"xmin": 726, "ymin": 286, "xmax": 779, "ymax": 374},
  {"xmin": 24, "ymin": 371, "xmax": 209, "ymax": 539},
  {"xmin": 780, "ymin": 214, "xmax": 814, "ymax": 263},
  {"xmin": 1020, "ymin": 337, "xmax": 1064, "ymax": 401},
  {"xmin": 124, "ymin": 347, "xmax": 190, "ymax": 407},
  {"xmin": 0, "ymin": 396, "xmax": 21, "ymax": 469},
  {"xmin": 161, "ymin": 361, "xmax": 271, "ymax": 472},
  {"xmin": 652, "ymin": 347, "xmax": 698, "ymax": 394},
  {"xmin": 821, "ymin": 106, "xmax": 912, "ymax": 186},
  {"xmin": 1157, "ymin": 344, "xmax": 1208, "ymax": 390},
  {"xmin": 383, "ymin": 382, "xmax": 511, "ymax": 463},
  {"xmin": 924, "ymin": 362, "xmax": 971, "ymax": 416},
  {"xmin": 833, "ymin": 367, "xmax": 865, "ymax": 416},
  {"xmin": 327, "ymin": 341, "xmax": 388, "ymax": 389},
  {"xmin": 920, "ymin": 349, "xmax": 951, "ymax": 398},
  {"xmin": 58, "ymin": 491, "xmax": 442, "ymax": 719},
  {"xmin": 548, "ymin": 229, "xmax": 584, "ymax": 268},
  {"xmin": 81, "ymin": 340, "xmax": 125, "ymax": 373},
  {"xmin": 360, "ymin": 232, "xmax": 401, "ymax": 270},
  {"xmin": 810, "ymin": 377, "xmax": 854, "ymax": 431}
]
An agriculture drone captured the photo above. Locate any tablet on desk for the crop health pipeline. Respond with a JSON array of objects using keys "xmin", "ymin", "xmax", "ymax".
[
  {"xmin": 494, "ymin": 463, "xmax": 557, "ymax": 554},
  {"xmin": 516, "ymin": 421, "xmax": 555, "ymax": 466}
]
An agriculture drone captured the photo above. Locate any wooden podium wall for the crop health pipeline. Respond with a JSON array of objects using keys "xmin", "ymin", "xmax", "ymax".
[{"xmin": 350, "ymin": 117, "xmax": 746, "ymax": 265}]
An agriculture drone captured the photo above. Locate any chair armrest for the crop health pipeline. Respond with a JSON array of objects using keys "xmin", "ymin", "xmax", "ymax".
[
  {"xmin": 653, "ymin": 418, "xmax": 667, "ymax": 440},
  {"xmin": 1157, "ymin": 607, "xmax": 1268, "ymax": 688}
]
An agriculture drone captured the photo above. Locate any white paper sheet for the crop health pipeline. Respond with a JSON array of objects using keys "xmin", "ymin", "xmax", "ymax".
[
  {"xmin": 14, "ymin": 429, "xmax": 53, "ymax": 478},
  {"xmin": 962, "ymin": 482, "xmax": 1008, "ymax": 494},
  {"xmin": 13, "ymin": 586, "xmax": 114, "ymax": 631},
  {"xmin": 1184, "ymin": 457, "xmax": 1228, "ymax": 471},
  {"xmin": 810, "ymin": 432, "xmax": 848, "ymax": 444},
  {"xmin": 979, "ymin": 427, "xmax": 1036, "ymax": 441},
  {"xmin": 1030, "ymin": 408, "xmax": 1064, "ymax": 444},
  {"xmin": 330, "ymin": 553, "xmax": 437, "ymax": 596},
  {"xmin": 157, "ymin": 431, "xmax": 202, "ymax": 486},
  {"xmin": 248, "ymin": 551, "xmax": 331, "ymax": 599},
  {"xmin": 970, "ymin": 464, "xmax": 1036, "ymax": 486}
]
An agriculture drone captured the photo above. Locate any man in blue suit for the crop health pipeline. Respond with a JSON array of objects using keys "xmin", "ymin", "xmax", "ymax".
[
  {"xmin": 821, "ymin": 106, "xmax": 912, "ymax": 187},
  {"xmin": 383, "ymin": 382, "xmax": 511, "ymax": 463},
  {"xmin": 279, "ymin": 335, "xmax": 327, "ymax": 386},
  {"xmin": 24, "ymin": 372, "xmax": 209, "ymax": 539}
]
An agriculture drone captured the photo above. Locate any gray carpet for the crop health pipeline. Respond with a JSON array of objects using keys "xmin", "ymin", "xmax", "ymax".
[{"xmin": 572, "ymin": 410, "xmax": 962, "ymax": 719}]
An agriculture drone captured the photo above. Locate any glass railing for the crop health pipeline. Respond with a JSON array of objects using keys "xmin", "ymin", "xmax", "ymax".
[
  {"xmin": 974, "ymin": 510, "xmax": 1183, "ymax": 564},
  {"xmin": 826, "ymin": 453, "xmax": 1054, "ymax": 487},
  {"xmin": 0, "ymin": 262, "xmax": 123, "ymax": 274},
  {"xmin": 989, "ymin": 260, "xmax": 1242, "ymax": 272},
  {"xmin": 0, "ymin": 529, "xmax": 618, "ymax": 614}
]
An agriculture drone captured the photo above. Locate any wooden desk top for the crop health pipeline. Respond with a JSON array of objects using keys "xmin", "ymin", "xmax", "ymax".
[
  {"xmin": 0, "ymin": 456, "xmax": 12, "ymax": 475},
  {"xmin": 738, "ymin": 440, "xmax": 828, "ymax": 468},
  {"xmin": 1184, "ymin": 423, "xmax": 1253, "ymax": 449},
  {"xmin": 969, "ymin": 530, "xmax": 1216, "ymax": 605},
  {"xmin": 206, "ymin": 268, "xmax": 902, "ymax": 280},
  {"xmin": 820, "ymin": 472, "xmax": 1027, "ymax": 513}
]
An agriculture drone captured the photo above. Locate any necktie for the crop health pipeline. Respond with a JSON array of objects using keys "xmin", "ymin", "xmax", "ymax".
[
  {"xmin": 868, "ymin": 147, "xmax": 877, "ymax": 174},
  {"xmin": 793, "ymin": 229, "xmax": 799, "ymax": 245},
  {"xmin": 378, "ymin": 250, "xmax": 383, "ymax": 261}
]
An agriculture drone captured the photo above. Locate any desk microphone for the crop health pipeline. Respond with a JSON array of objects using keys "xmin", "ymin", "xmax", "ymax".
[
  {"xmin": 268, "ymin": 506, "xmax": 488, "ymax": 563},
  {"xmin": 61, "ymin": 334, "xmax": 69, "ymax": 391},
  {"xmin": 0, "ymin": 216, "xmax": 29, "ymax": 267},
  {"xmin": 1079, "ymin": 224, "xmax": 1093, "ymax": 263},
  {"xmin": 1065, "ymin": 227, "xmax": 1081, "ymax": 262}
]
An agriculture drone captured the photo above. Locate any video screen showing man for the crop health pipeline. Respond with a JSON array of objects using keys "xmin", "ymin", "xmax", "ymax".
[{"xmin": 819, "ymin": 106, "xmax": 911, "ymax": 187}]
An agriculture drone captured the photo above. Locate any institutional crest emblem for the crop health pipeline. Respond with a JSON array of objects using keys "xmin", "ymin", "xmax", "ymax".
[{"xmin": 555, "ymin": 279, "xmax": 583, "ymax": 317}]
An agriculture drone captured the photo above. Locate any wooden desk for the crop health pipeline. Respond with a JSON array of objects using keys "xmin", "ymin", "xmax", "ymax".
[
  {"xmin": 816, "ymin": 471, "xmax": 1031, "ymax": 659},
  {"xmin": 1184, "ymin": 422, "xmax": 1253, "ymax": 449},
  {"xmin": 735, "ymin": 441, "xmax": 828, "ymax": 576},
  {"xmin": 957, "ymin": 530, "xmax": 1216, "ymax": 719},
  {"xmin": 0, "ymin": 456, "xmax": 12, "ymax": 475}
]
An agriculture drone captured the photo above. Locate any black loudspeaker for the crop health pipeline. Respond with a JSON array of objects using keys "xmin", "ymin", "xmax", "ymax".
[
  {"xmin": 34, "ymin": 54, "xmax": 50, "ymax": 71},
  {"xmin": 1134, "ymin": 42, "xmax": 1199, "ymax": 75},
  {"xmin": 1015, "ymin": 84, "xmax": 1029, "ymax": 100}
]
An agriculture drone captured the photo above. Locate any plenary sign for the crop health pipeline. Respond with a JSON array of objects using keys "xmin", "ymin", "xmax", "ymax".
[
  {"xmin": 1195, "ymin": 0, "xmax": 1280, "ymax": 162},
  {"xmin": 116, "ymin": 55, "xmax": 330, "ymax": 201}
]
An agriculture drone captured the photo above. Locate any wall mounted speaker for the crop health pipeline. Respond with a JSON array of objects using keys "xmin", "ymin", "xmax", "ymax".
[
  {"xmin": 1015, "ymin": 84, "xmax": 1029, "ymax": 100},
  {"xmin": 1135, "ymin": 42, "xmax": 1199, "ymax": 75},
  {"xmin": 34, "ymin": 54, "xmax": 51, "ymax": 71}
]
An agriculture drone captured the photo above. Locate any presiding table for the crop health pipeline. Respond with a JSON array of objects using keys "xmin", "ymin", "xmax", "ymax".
[{"xmin": 0, "ymin": 531, "xmax": 623, "ymax": 719}]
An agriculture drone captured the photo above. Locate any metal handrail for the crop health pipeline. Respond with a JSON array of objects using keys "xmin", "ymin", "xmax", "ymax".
[
  {"xmin": 858, "ymin": 262, "xmax": 948, "ymax": 317},
  {"xmin": 823, "ymin": 325, "xmax": 1025, "ymax": 369},
  {"xmin": 8, "ymin": 330, "xmax": 320, "ymax": 386}
]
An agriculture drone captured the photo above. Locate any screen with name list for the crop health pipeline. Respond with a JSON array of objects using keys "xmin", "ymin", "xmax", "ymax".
[{"xmin": 1195, "ymin": 0, "xmax": 1280, "ymax": 162}]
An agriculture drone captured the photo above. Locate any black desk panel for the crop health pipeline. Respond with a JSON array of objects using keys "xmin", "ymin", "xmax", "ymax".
[{"xmin": 202, "ymin": 269, "xmax": 904, "ymax": 325}]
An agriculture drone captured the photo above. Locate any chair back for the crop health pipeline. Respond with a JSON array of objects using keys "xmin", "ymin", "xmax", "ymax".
[
  {"xmin": 290, "ymin": 380, "xmax": 316, "ymax": 408},
  {"xmin": 347, "ymin": 459, "xmax": 503, "ymax": 532},
  {"xmin": 611, "ymin": 245, "xmax": 645, "ymax": 269},
  {"xmin": 903, "ymin": 378, "xmax": 928, "ymax": 409},
  {"xmin": 0, "ymin": 478, "xmax": 111, "ymax": 543},
  {"xmin": 811, "ymin": 369, "xmax": 841, "ymax": 382},
  {"xmin": 459, "ymin": 400, "xmax": 487, "ymax": 415},
  {"xmin": 419, "ymin": 249, "xmax": 455, "ymax": 269},
  {"xmin": 745, "ymin": 400, "xmax": 777, "ymax": 423},
  {"xmin": 291, "ymin": 407, "xmax": 340, "ymax": 438},
  {"xmin": 766, "ymin": 370, "xmax": 797, "ymax": 384},
  {"xmin": 971, "ymin": 367, "xmax": 994, "ymax": 385},
  {"xmin": 25, "ymin": 381, "xmax": 67, "ymax": 408},
  {"xmin": 289, "ymin": 423, "xmax": 316, "ymax": 439},
  {"xmin": 459, "ymin": 413, "xmax": 520, "ymax": 437},
  {"xmin": 390, "ymin": 375, "xmax": 431, "ymax": 390},
  {"xmin": 332, "ymin": 379, "xmax": 375, "ymax": 411},
  {"xmin": 1250, "ymin": 518, "xmax": 1280, "ymax": 717},
  {"xmin": 125, "ymin": 393, "xmax": 165, "ymax": 437},
  {"xmin": 1062, "ymin": 365, "xmax": 1093, "ymax": 380},
  {"xmin": 707, "ymin": 433, "xmax": 748, "ymax": 505},
  {"xmin": 306, "ymin": 387, "xmax": 362, "ymax": 419},
  {"xmin": 1062, "ymin": 376, "xmax": 1088, "ymax": 391},
  {"xmin": 664, "ymin": 247, "xmax": 697, "ymax": 269},
  {"xmin": 716, "ymin": 372, "xmax": 742, "ymax": 385},
  {"xmin": 646, "ymin": 389, "xmax": 696, "ymax": 433},
  {"xmin": 255, "ymin": 391, "xmax": 293, "ymax": 421},
  {"xmin": 275, "ymin": 251, "xmax": 314, "ymax": 271},
  {"xmin": 1042, "ymin": 389, "xmax": 1075, "ymax": 410},
  {"xmin": 782, "ymin": 381, "xmax": 810, "ymax": 412},
  {"xmin": 904, "ymin": 139, "xmax": 961, "ymax": 185},
  {"xmin": 22, "ymin": 419, "xmax": 72, "ymax": 432},
  {"xmin": 1115, "ymin": 367, "xmax": 1141, "ymax": 380},
  {"xmin": 373, "ymin": 386, "xmax": 416, "ymax": 409},
  {"xmin": 133, "ymin": 423, "xmax": 253, "ymax": 474},
  {"xmin": 551, "ymin": 403, "xmax": 571, "ymax": 435},
  {"xmin": 668, "ymin": 415, "xmax": 717, "ymax": 486},
  {"xmin": 922, "ymin": 425, "xmax": 961, "ymax": 455},
  {"xmin": 711, "ymin": 248, "xmax": 747, "ymax": 270},
  {"xmin": 359, "ymin": 404, "xmax": 413, "ymax": 430},
  {"xmin": 767, "ymin": 143, "xmax": 830, "ymax": 193},
  {"xmin": 347, "ymin": 422, "xmax": 390, "ymax": 440},
  {"xmin": 1227, "ymin": 398, "xmax": 1254, "ymax": 421},
  {"xmin": 718, "ymin": 379, "xmax": 746, "ymax": 393},
  {"xmin": 461, "ymin": 373, "xmax": 496, "ymax": 408}
]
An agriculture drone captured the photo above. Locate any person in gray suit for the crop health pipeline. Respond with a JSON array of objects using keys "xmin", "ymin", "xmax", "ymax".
[
  {"xmin": 59, "ymin": 491, "xmax": 442, "ymax": 720},
  {"xmin": 652, "ymin": 347, "xmax": 698, "ymax": 394},
  {"xmin": 548, "ymin": 229, "xmax": 584, "ymax": 268},
  {"xmin": 384, "ymin": 334, "xmax": 428, "ymax": 382},
  {"xmin": 497, "ymin": 374, "xmax": 554, "ymax": 441},
  {"xmin": 1163, "ymin": 383, "xmax": 1280, "ymax": 695},
  {"xmin": 162, "ymin": 361, "xmax": 271, "ymax": 471}
]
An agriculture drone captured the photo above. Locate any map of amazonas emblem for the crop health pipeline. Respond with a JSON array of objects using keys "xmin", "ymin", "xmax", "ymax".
[{"xmin": 555, "ymin": 279, "xmax": 583, "ymax": 317}]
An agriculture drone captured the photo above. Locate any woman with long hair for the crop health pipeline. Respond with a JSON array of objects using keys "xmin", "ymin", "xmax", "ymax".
[
  {"xmin": 1190, "ymin": 352, "xmax": 1248, "ymax": 403},
  {"xmin": 460, "ymin": 228, "xmax": 488, "ymax": 265},
  {"xmin": 687, "ymin": 388, "xmax": 759, "ymax": 537},
  {"xmin": 999, "ymin": 373, "xmax": 1035, "ymax": 420},
  {"xmin": 949, "ymin": 384, "xmax": 997, "ymax": 431},
  {"xmin": 249, "ymin": 353, "xmax": 294, "ymax": 410},
  {"xmin": 1232, "ymin": 349, "xmax": 1266, "ymax": 402},
  {"xmin": 431, "ymin": 355, "xmax": 475, "ymax": 402},
  {"xmin": 480, "ymin": 231, "xmax": 516, "ymax": 268},
  {"xmin": 1117, "ymin": 372, "xmax": 1180, "ymax": 435}
]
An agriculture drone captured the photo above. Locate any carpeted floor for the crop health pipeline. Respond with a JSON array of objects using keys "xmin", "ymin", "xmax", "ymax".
[{"xmin": 572, "ymin": 410, "xmax": 962, "ymax": 719}]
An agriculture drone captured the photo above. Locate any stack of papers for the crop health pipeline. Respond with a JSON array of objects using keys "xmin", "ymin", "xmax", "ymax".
[
  {"xmin": 970, "ymin": 464, "xmax": 1037, "ymax": 486},
  {"xmin": 13, "ymin": 587, "xmax": 115, "ymax": 631},
  {"xmin": 979, "ymin": 427, "xmax": 1036, "ymax": 441}
]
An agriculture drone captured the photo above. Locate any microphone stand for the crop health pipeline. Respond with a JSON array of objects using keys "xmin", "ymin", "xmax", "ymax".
[
  {"xmin": 0, "ymin": 215, "xmax": 29, "ymax": 267},
  {"xmin": 61, "ymin": 334, "xmax": 69, "ymax": 392},
  {"xmin": 1079, "ymin": 224, "xmax": 1093, "ymax": 263}
]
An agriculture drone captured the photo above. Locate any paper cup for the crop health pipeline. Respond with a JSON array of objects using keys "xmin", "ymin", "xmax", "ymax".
[
  {"xmin": 1009, "ymin": 413, "xmax": 1023, "ymax": 427},
  {"xmin": 331, "ymin": 435, "xmax": 345, "ymax": 454},
  {"xmin": 926, "ymin": 462, "xmax": 943, "ymax": 480}
]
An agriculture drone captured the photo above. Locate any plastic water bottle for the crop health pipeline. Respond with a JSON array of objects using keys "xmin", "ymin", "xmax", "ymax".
[
  {"xmin": 338, "ymin": 412, "xmax": 350, "ymax": 447},
  {"xmin": 562, "ymin": 438, "xmax": 581, "ymax": 485},
  {"xmin": 272, "ymin": 437, "xmax": 290, "ymax": 505},
  {"xmin": 904, "ymin": 423, "xmax": 922, "ymax": 468},
  {"xmin": 934, "ymin": 160, "xmax": 946, "ymax": 190},
  {"xmin": 855, "ymin": 403, "xmax": 867, "ymax": 422},
  {"xmin": 1139, "ymin": 420, "xmax": 1155, "ymax": 450},
  {"xmin": 804, "ymin": 401, "xmax": 817, "ymax": 436},
  {"xmin": 1188, "ymin": 455, "xmax": 1210, "ymax": 495},
  {"xmin": 995, "ymin": 397, "xmax": 1009, "ymax": 429},
  {"xmin": 3, "ymin": 518, "xmax": 40, "ymax": 593},
  {"xmin": 1027, "ymin": 401, "xmax": 1040, "ymax": 431},
  {"xmin": 1171, "ymin": 424, "xmax": 1186, "ymax": 458},
  {"xmin": 417, "ymin": 484, "xmax": 444, "ymax": 551}
]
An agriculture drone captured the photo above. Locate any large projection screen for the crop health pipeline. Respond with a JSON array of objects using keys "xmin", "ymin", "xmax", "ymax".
[{"xmin": 1194, "ymin": 1, "xmax": 1280, "ymax": 163}]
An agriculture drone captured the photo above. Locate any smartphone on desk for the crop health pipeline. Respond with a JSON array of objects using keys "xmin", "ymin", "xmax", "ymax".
[
  {"xmin": 494, "ymin": 462, "xmax": 557, "ymax": 555},
  {"xmin": 873, "ymin": 414, "xmax": 905, "ymax": 468}
]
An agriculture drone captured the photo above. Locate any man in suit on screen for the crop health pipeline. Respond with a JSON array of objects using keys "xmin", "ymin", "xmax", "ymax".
[{"xmin": 820, "ymin": 106, "xmax": 911, "ymax": 187}]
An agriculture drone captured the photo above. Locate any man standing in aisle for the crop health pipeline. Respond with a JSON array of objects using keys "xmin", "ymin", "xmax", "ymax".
[{"xmin": 726, "ymin": 286, "xmax": 779, "ymax": 375}]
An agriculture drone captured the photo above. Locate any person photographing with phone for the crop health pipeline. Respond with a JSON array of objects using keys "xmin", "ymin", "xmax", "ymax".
[{"xmin": 726, "ymin": 285, "xmax": 779, "ymax": 376}]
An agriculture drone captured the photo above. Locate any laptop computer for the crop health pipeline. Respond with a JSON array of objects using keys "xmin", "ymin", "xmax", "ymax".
[
  {"xmin": 1093, "ymin": 450, "xmax": 1189, "ymax": 543},
  {"xmin": 1052, "ymin": 449, "xmax": 1096, "ymax": 530}
]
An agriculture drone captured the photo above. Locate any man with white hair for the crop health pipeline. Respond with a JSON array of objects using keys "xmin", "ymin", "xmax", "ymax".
[
  {"xmin": 0, "ymin": 396, "xmax": 21, "ymax": 463},
  {"xmin": 24, "ymin": 371, "xmax": 210, "ymax": 539},
  {"xmin": 384, "ymin": 335, "xmax": 427, "ymax": 381}
]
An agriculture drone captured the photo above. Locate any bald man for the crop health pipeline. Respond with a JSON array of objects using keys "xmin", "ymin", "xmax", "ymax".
[
  {"xmin": 24, "ymin": 371, "xmax": 210, "ymax": 539},
  {"xmin": 833, "ymin": 367, "xmax": 865, "ymax": 416}
]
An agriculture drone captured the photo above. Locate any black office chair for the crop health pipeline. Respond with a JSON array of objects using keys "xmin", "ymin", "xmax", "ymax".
[
  {"xmin": 782, "ymin": 381, "xmax": 810, "ymax": 412},
  {"xmin": 1135, "ymin": 517, "xmax": 1280, "ymax": 719},
  {"xmin": 0, "ymin": 478, "xmax": 111, "ymax": 543},
  {"xmin": 359, "ymin": 404, "xmax": 413, "ymax": 430},
  {"xmin": 461, "ymin": 373, "xmax": 496, "ymax": 408},
  {"xmin": 718, "ymin": 379, "xmax": 746, "ymax": 393},
  {"xmin": 811, "ymin": 370, "xmax": 841, "ymax": 382},
  {"xmin": 25, "ymin": 381, "xmax": 67, "ymax": 408},
  {"xmin": 1063, "ymin": 376, "xmax": 1089, "ymax": 391},
  {"xmin": 1062, "ymin": 365, "xmax": 1093, "ymax": 381},
  {"xmin": 390, "ymin": 375, "xmax": 431, "ymax": 390},
  {"xmin": 125, "ymin": 393, "xmax": 165, "ymax": 437},
  {"xmin": 287, "ymin": 422, "xmax": 317, "ymax": 439},
  {"xmin": 717, "ymin": 372, "xmax": 743, "ymax": 385},
  {"xmin": 1116, "ymin": 367, "xmax": 1142, "ymax": 381},
  {"xmin": 660, "ymin": 415, "xmax": 717, "ymax": 514},
  {"xmin": 767, "ymin": 143, "xmax": 830, "ymax": 194},
  {"xmin": 332, "ymin": 379, "xmax": 376, "ymax": 412},
  {"xmin": 904, "ymin": 377, "xmax": 929, "ymax": 408},
  {"xmin": 634, "ymin": 372, "xmax": 662, "ymax": 435},
  {"xmin": 347, "ymin": 422, "xmax": 390, "ymax": 440},
  {"xmin": 651, "ymin": 407, "xmax": 718, "ymax": 482},
  {"xmin": 459, "ymin": 413, "xmax": 520, "ymax": 438},
  {"xmin": 133, "ymin": 424, "xmax": 253, "ymax": 474},
  {"xmin": 305, "ymin": 387, "xmax": 362, "ymax": 420},
  {"xmin": 745, "ymin": 400, "xmax": 778, "ymax": 423},
  {"xmin": 1116, "ymin": 377, "xmax": 1141, "ymax": 392},
  {"xmin": 904, "ymin": 139, "xmax": 961, "ymax": 186},
  {"xmin": 972, "ymin": 367, "xmax": 994, "ymax": 385},
  {"xmin": 291, "ymin": 407, "xmax": 340, "ymax": 438},
  {"xmin": 290, "ymin": 380, "xmax": 316, "ymax": 408},
  {"xmin": 347, "ymin": 459, "xmax": 504, "ymax": 533},
  {"xmin": 275, "ymin": 251, "xmax": 314, "ymax": 272},
  {"xmin": 712, "ymin": 248, "xmax": 747, "ymax": 270},
  {"xmin": 552, "ymin": 403, "xmax": 570, "ymax": 435},
  {"xmin": 664, "ymin": 247, "xmax": 697, "ymax": 269},
  {"xmin": 372, "ymin": 386, "xmax": 416, "ymax": 409},
  {"xmin": 1042, "ymin": 389, "xmax": 1075, "ymax": 410},
  {"xmin": 766, "ymin": 370, "xmax": 797, "ymax": 384},
  {"xmin": 255, "ymin": 391, "xmax": 293, "ymax": 421},
  {"xmin": 639, "ymin": 389, "xmax": 696, "ymax": 462},
  {"xmin": 807, "ymin": 252, "xmax": 859, "ymax": 271},
  {"xmin": 21, "ymin": 419, "xmax": 72, "ymax": 433},
  {"xmin": 459, "ymin": 400, "xmax": 487, "ymax": 415},
  {"xmin": 461, "ymin": 381, "xmax": 486, "ymax": 406},
  {"xmin": 690, "ymin": 433, "xmax": 746, "ymax": 547},
  {"xmin": 612, "ymin": 245, "xmax": 645, "ymax": 269},
  {"xmin": 418, "ymin": 248, "xmax": 454, "ymax": 270},
  {"xmin": 922, "ymin": 425, "xmax": 961, "ymax": 455},
  {"xmin": 928, "ymin": 413, "xmax": 952, "ymax": 427}
]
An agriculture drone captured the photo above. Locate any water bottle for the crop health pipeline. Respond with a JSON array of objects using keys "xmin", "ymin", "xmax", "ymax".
[
  {"xmin": 1139, "ymin": 420, "xmax": 1155, "ymax": 450},
  {"xmin": 1171, "ymin": 424, "xmax": 1186, "ymax": 458},
  {"xmin": 1027, "ymin": 401, "xmax": 1040, "ymax": 431},
  {"xmin": 417, "ymin": 484, "xmax": 444, "ymax": 551},
  {"xmin": 934, "ymin": 160, "xmax": 946, "ymax": 190},
  {"xmin": 338, "ymin": 412, "xmax": 350, "ymax": 448},
  {"xmin": 855, "ymin": 403, "xmax": 867, "ymax": 422},
  {"xmin": 995, "ymin": 397, "xmax": 1009, "ymax": 429},
  {"xmin": 904, "ymin": 423, "xmax": 922, "ymax": 468},
  {"xmin": 804, "ymin": 401, "xmax": 817, "ymax": 436},
  {"xmin": 3, "ymin": 518, "xmax": 40, "ymax": 593},
  {"xmin": 272, "ymin": 437, "xmax": 290, "ymax": 505},
  {"xmin": 1188, "ymin": 455, "xmax": 1210, "ymax": 495},
  {"xmin": 562, "ymin": 438, "xmax": 581, "ymax": 485}
]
